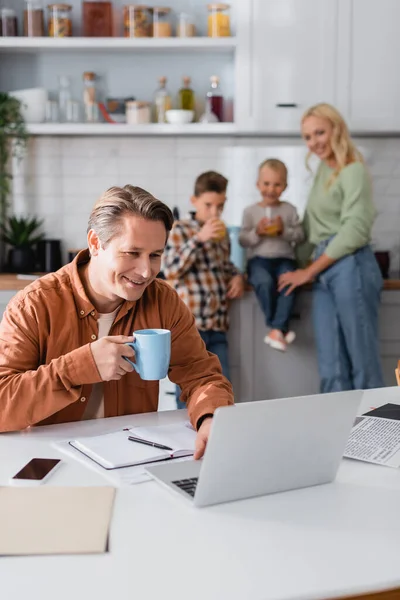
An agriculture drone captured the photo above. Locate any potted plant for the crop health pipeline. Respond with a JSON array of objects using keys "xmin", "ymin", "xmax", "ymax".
[
  {"xmin": 0, "ymin": 92, "xmax": 29, "ymax": 268},
  {"xmin": 2, "ymin": 215, "xmax": 44, "ymax": 272}
]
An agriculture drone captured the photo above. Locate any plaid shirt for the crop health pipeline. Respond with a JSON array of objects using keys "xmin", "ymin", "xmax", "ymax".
[{"xmin": 162, "ymin": 212, "xmax": 240, "ymax": 332}]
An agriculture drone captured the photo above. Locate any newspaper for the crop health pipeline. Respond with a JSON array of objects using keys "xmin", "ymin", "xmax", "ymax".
[{"xmin": 344, "ymin": 415, "xmax": 400, "ymax": 468}]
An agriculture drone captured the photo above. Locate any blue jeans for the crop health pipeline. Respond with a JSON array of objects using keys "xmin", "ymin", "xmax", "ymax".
[
  {"xmin": 313, "ymin": 241, "xmax": 384, "ymax": 393},
  {"xmin": 247, "ymin": 256, "xmax": 297, "ymax": 334},
  {"xmin": 176, "ymin": 330, "xmax": 230, "ymax": 409}
]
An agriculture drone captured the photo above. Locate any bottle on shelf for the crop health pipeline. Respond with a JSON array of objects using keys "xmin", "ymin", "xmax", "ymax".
[
  {"xmin": 58, "ymin": 75, "xmax": 71, "ymax": 122},
  {"xmin": 206, "ymin": 75, "xmax": 224, "ymax": 122},
  {"xmin": 153, "ymin": 76, "xmax": 171, "ymax": 123},
  {"xmin": 178, "ymin": 77, "xmax": 195, "ymax": 112},
  {"xmin": 83, "ymin": 71, "xmax": 99, "ymax": 123},
  {"xmin": 199, "ymin": 96, "xmax": 219, "ymax": 123}
]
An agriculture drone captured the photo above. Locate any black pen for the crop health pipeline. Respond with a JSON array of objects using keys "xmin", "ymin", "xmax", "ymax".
[{"xmin": 128, "ymin": 435, "xmax": 173, "ymax": 451}]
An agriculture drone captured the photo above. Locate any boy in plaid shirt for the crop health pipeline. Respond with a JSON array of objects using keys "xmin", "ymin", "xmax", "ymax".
[{"xmin": 162, "ymin": 171, "xmax": 244, "ymax": 407}]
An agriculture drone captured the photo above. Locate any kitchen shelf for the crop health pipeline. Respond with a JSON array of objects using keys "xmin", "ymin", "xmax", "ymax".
[
  {"xmin": 27, "ymin": 123, "xmax": 239, "ymax": 136},
  {"xmin": 0, "ymin": 37, "xmax": 237, "ymax": 54}
]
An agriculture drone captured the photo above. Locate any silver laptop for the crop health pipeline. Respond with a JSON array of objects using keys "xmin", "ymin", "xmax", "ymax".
[{"xmin": 146, "ymin": 390, "xmax": 363, "ymax": 508}]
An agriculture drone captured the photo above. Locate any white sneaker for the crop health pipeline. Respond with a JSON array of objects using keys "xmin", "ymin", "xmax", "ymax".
[
  {"xmin": 285, "ymin": 331, "xmax": 296, "ymax": 345},
  {"xmin": 264, "ymin": 331, "xmax": 287, "ymax": 352}
]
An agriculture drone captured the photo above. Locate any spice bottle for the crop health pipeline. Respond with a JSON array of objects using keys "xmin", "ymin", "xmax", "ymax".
[
  {"xmin": 83, "ymin": 71, "xmax": 99, "ymax": 122},
  {"xmin": 153, "ymin": 76, "xmax": 171, "ymax": 123},
  {"xmin": 24, "ymin": 0, "xmax": 45, "ymax": 37},
  {"xmin": 178, "ymin": 76, "xmax": 195, "ymax": 112}
]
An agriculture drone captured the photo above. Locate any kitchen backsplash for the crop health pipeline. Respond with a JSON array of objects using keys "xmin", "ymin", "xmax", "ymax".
[{"xmin": 11, "ymin": 135, "xmax": 400, "ymax": 275}]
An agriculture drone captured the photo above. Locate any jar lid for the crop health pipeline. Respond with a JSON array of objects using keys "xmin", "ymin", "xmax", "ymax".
[
  {"xmin": 83, "ymin": 71, "xmax": 96, "ymax": 80},
  {"xmin": 126, "ymin": 100, "xmax": 150, "ymax": 108},
  {"xmin": 207, "ymin": 3, "xmax": 230, "ymax": 10},
  {"xmin": 47, "ymin": 3, "xmax": 72, "ymax": 8},
  {"xmin": 153, "ymin": 6, "xmax": 171, "ymax": 14},
  {"xmin": 0, "ymin": 8, "xmax": 17, "ymax": 16},
  {"xmin": 123, "ymin": 4, "xmax": 153, "ymax": 9}
]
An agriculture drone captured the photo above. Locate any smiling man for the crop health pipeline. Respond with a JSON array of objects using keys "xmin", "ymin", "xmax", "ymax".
[{"xmin": 0, "ymin": 186, "xmax": 233, "ymax": 457}]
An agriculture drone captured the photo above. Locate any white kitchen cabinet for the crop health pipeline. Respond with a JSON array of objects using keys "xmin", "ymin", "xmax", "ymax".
[
  {"xmin": 237, "ymin": 0, "xmax": 337, "ymax": 133},
  {"xmin": 336, "ymin": 0, "xmax": 400, "ymax": 132}
]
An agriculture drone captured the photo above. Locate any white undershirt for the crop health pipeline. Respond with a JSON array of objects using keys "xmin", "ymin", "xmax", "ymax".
[{"xmin": 82, "ymin": 307, "xmax": 120, "ymax": 420}]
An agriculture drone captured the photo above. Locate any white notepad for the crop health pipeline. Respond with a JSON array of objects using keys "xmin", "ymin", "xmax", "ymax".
[
  {"xmin": 69, "ymin": 422, "xmax": 196, "ymax": 470},
  {"xmin": 0, "ymin": 486, "xmax": 115, "ymax": 556}
]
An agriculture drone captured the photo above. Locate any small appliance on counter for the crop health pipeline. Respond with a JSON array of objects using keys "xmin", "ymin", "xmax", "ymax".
[{"xmin": 37, "ymin": 239, "xmax": 62, "ymax": 273}]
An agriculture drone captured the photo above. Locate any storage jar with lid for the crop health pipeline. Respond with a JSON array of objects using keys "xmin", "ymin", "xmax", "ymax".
[
  {"xmin": 153, "ymin": 7, "xmax": 171, "ymax": 38},
  {"xmin": 0, "ymin": 9, "xmax": 18, "ymax": 36},
  {"xmin": 207, "ymin": 3, "xmax": 230, "ymax": 37},
  {"xmin": 176, "ymin": 12, "xmax": 195, "ymax": 37},
  {"xmin": 82, "ymin": 1, "xmax": 113, "ymax": 37},
  {"xmin": 123, "ymin": 5, "xmax": 152, "ymax": 37},
  {"xmin": 126, "ymin": 101, "xmax": 151, "ymax": 124},
  {"xmin": 24, "ymin": 0, "xmax": 45, "ymax": 37},
  {"xmin": 47, "ymin": 4, "xmax": 72, "ymax": 37}
]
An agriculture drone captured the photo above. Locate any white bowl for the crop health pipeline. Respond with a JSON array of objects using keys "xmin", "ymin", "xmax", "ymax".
[
  {"xmin": 9, "ymin": 88, "xmax": 48, "ymax": 123},
  {"xmin": 165, "ymin": 109, "xmax": 194, "ymax": 125}
]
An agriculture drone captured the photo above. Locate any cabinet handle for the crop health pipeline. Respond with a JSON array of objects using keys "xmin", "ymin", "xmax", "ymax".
[{"xmin": 276, "ymin": 103, "xmax": 298, "ymax": 108}]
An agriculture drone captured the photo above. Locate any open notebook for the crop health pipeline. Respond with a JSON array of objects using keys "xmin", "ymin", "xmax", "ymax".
[{"xmin": 69, "ymin": 422, "xmax": 196, "ymax": 470}]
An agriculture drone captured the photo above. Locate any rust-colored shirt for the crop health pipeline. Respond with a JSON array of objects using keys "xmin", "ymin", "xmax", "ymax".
[{"xmin": 0, "ymin": 251, "xmax": 233, "ymax": 433}]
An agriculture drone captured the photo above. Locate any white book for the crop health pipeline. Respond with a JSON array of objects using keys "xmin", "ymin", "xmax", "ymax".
[{"xmin": 69, "ymin": 422, "xmax": 196, "ymax": 470}]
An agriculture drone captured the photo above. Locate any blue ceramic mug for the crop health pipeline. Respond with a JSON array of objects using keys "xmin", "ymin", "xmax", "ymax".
[{"xmin": 125, "ymin": 329, "xmax": 171, "ymax": 381}]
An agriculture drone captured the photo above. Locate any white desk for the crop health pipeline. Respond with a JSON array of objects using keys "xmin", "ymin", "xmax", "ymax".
[{"xmin": 1, "ymin": 388, "xmax": 400, "ymax": 600}]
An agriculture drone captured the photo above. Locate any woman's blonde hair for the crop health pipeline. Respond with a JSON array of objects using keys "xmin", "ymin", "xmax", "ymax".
[{"xmin": 302, "ymin": 103, "xmax": 364, "ymax": 187}]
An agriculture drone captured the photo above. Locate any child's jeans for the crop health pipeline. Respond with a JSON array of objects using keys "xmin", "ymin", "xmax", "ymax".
[
  {"xmin": 247, "ymin": 256, "xmax": 297, "ymax": 334},
  {"xmin": 176, "ymin": 329, "xmax": 230, "ymax": 410}
]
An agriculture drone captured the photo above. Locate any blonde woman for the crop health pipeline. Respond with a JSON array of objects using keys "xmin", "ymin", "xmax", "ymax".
[{"xmin": 278, "ymin": 103, "xmax": 384, "ymax": 392}]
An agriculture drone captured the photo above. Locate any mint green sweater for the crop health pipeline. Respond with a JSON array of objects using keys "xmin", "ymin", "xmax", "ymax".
[{"xmin": 304, "ymin": 161, "xmax": 376, "ymax": 260}]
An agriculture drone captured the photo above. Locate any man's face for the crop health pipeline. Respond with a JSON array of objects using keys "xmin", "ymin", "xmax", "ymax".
[
  {"xmin": 89, "ymin": 215, "xmax": 166, "ymax": 303},
  {"xmin": 191, "ymin": 191, "xmax": 226, "ymax": 223}
]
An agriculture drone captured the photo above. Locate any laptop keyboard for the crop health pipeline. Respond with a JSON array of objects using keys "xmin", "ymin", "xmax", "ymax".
[{"xmin": 172, "ymin": 477, "xmax": 198, "ymax": 497}]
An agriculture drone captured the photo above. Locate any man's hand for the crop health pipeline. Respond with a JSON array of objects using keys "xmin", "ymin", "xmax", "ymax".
[
  {"xmin": 90, "ymin": 335, "xmax": 136, "ymax": 381},
  {"xmin": 227, "ymin": 274, "xmax": 244, "ymax": 299},
  {"xmin": 198, "ymin": 218, "xmax": 225, "ymax": 243},
  {"xmin": 194, "ymin": 417, "xmax": 213, "ymax": 460}
]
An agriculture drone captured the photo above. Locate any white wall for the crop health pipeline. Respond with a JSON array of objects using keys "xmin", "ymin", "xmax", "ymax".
[{"xmin": 11, "ymin": 135, "xmax": 400, "ymax": 275}]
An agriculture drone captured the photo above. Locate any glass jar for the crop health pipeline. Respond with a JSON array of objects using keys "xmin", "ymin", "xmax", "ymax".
[
  {"xmin": 207, "ymin": 3, "xmax": 230, "ymax": 37},
  {"xmin": 176, "ymin": 12, "xmax": 195, "ymax": 37},
  {"xmin": 82, "ymin": 1, "xmax": 113, "ymax": 37},
  {"xmin": 47, "ymin": 4, "xmax": 72, "ymax": 37},
  {"xmin": 153, "ymin": 7, "xmax": 171, "ymax": 38},
  {"xmin": 123, "ymin": 5, "xmax": 152, "ymax": 37},
  {"xmin": 83, "ymin": 71, "xmax": 99, "ymax": 122},
  {"xmin": 126, "ymin": 101, "xmax": 151, "ymax": 124},
  {"xmin": 0, "ymin": 8, "xmax": 18, "ymax": 36},
  {"xmin": 24, "ymin": 0, "xmax": 45, "ymax": 37}
]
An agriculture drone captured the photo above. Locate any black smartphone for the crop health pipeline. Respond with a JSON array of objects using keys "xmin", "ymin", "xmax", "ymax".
[{"xmin": 10, "ymin": 458, "xmax": 61, "ymax": 485}]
